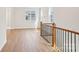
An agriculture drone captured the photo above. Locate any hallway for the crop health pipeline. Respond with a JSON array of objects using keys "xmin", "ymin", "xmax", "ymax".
[{"xmin": 2, "ymin": 29, "xmax": 56, "ymax": 52}]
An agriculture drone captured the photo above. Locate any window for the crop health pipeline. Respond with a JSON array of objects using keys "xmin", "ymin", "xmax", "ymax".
[{"xmin": 25, "ymin": 11, "xmax": 36, "ymax": 21}]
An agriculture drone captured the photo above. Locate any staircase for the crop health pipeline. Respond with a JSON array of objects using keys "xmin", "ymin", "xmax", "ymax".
[{"xmin": 40, "ymin": 22, "xmax": 79, "ymax": 52}]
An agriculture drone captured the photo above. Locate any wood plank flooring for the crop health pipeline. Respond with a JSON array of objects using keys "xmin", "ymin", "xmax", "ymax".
[{"xmin": 2, "ymin": 29, "xmax": 57, "ymax": 52}]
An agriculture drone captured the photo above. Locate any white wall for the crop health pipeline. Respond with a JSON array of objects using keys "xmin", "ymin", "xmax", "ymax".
[
  {"xmin": 11, "ymin": 7, "xmax": 40, "ymax": 29},
  {"xmin": 40, "ymin": 7, "xmax": 51, "ymax": 23},
  {"xmin": 0, "ymin": 8, "xmax": 7, "ymax": 50},
  {"xmin": 9, "ymin": 7, "xmax": 51, "ymax": 29},
  {"xmin": 53, "ymin": 7, "xmax": 79, "ymax": 32}
]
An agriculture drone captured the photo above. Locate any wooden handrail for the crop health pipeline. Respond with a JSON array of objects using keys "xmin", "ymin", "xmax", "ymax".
[
  {"xmin": 40, "ymin": 22, "xmax": 79, "ymax": 52},
  {"xmin": 42, "ymin": 23, "xmax": 53, "ymax": 24},
  {"xmin": 42, "ymin": 22, "xmax": 79, "ymax": 35},
  {"xmin": 45, "ymin": 24, "xmax": 53, "ymax": 27},
  {"xmin": 54, "ymin": 27, "xmax": 79, "ymax": 35}
]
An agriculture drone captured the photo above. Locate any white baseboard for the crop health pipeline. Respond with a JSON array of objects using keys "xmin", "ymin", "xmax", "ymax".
[
  {"xmin": 0, "ymin": 39, "xmax": 7, "ymax": 51},
  {"xmin": 7, "ymin": 27, "xmax": 12, "ymax": 29},
  {"xmin": 7, "ymin": 27, "xmax": 40, "ymax": 30}
]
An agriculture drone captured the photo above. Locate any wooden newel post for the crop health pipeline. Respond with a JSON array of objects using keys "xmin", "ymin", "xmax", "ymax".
[
  {"xmin": 52, "ymin": 23, "xmax": 56, "ymax": 48},
  {"xmin": 40, "ymin": 22, "xmax": 42, "ymax": 36}
]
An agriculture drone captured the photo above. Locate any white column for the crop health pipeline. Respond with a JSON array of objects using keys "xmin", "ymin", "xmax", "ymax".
[{"xmin": 6, "ymin": 8, "xmax": 12, "ymax": 29}]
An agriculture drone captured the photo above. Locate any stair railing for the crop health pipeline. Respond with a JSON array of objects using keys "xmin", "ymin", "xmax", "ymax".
[{"xmin": 40, "ymin": 22, "xmax": 79, "ymax": 52}]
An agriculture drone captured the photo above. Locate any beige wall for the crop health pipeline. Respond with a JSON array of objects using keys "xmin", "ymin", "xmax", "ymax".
[
  {"xmin": 53, "ymin": 7, "xmax": 79, "ymax": 32},
  {"xmin": 53, "ymin": 7, "xmax": 79, "ymax": 51}
]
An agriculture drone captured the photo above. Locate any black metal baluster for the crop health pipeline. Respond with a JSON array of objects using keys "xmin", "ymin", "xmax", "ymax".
[
  {"xmin": 65, "ymin": 31, "xmax": 66, "ymax": 52},
  {"xmin": 40, "ymin": 22, "xmax": 42, "ymax": 36},
  {"xmin": 63, "ymin": 30, "xmax": 64, "ymax": 52},
  {"xmin": 56, "ymin": 29, "xmax": 58, "ymax": 48},
  {"xmin": 71, "ymin": 32, "xmax": 72, "ymax": 52},
  {"xmin": 74, "ymin": 34, "xmax": 76, "ymax": 52},
  {"xmin": 60, "ymin": 30, "xmax": 63, "ymax": 50},
  {"xmin": 68, "ymin": 32, "xmax": 69, "ymax": 52}
]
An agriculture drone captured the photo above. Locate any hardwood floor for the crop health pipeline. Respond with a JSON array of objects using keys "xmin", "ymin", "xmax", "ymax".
[{"xmin": 2, "ymin": 29, "xmax": 57, "ymax": 52}]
